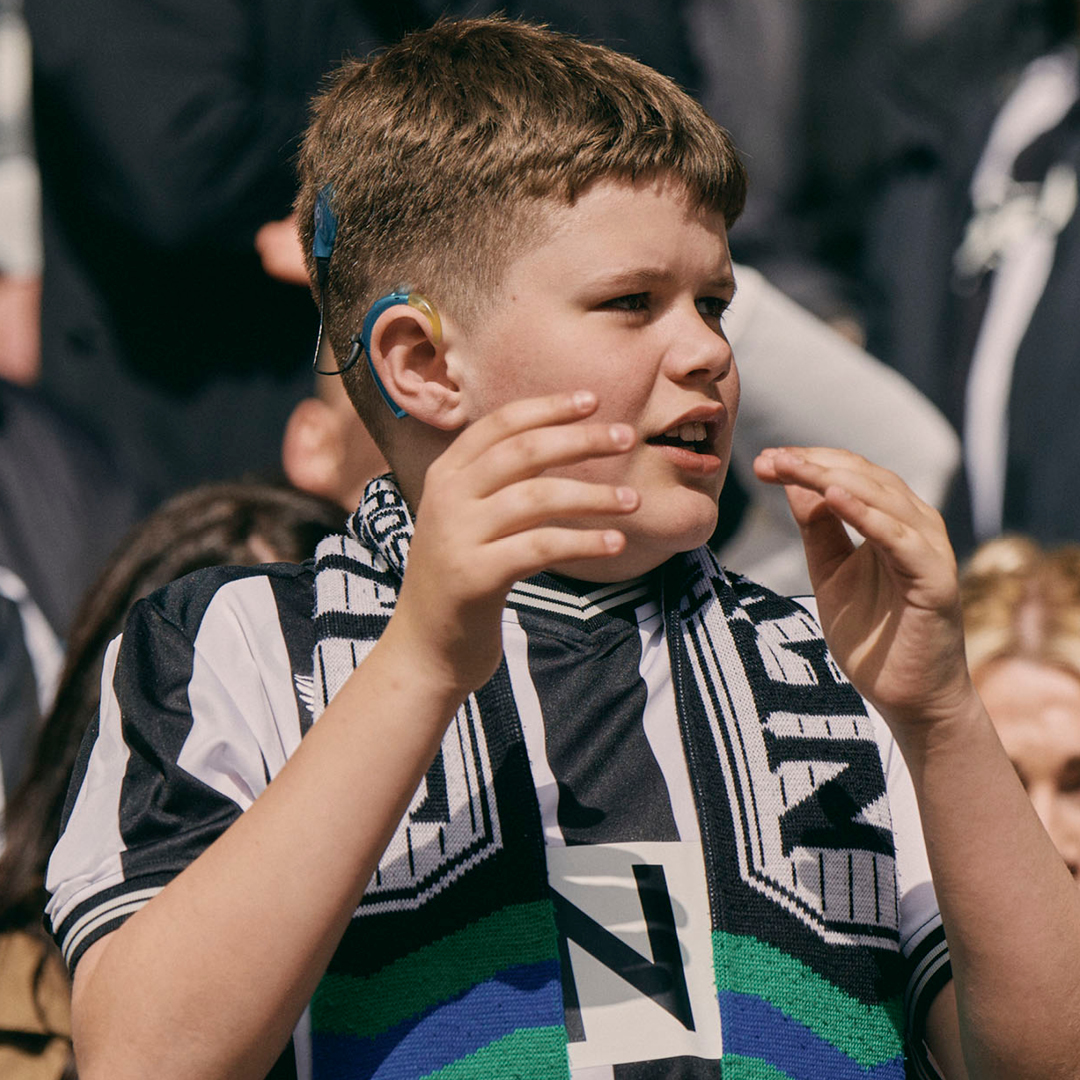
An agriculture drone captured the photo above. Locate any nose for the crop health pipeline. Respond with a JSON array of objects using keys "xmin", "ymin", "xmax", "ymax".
[{"xmin": 664, "ymin": 303, "xmax": 734, "ymax": 386}]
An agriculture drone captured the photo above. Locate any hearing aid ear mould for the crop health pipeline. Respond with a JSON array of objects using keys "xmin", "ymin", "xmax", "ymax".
[{"xmin": 337, "ymin": 290, "xmax": 442, "ymax": 419}]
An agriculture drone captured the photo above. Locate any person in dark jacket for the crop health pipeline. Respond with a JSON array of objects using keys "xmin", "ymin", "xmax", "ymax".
[{"xmin": 23, "ymin": 0, "xmax": 424, "ymax": 504}]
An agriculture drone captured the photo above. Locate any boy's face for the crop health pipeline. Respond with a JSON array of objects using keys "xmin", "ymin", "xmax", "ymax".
[{"xmin": 450, "ymin": 175, "xmax": 739, "ymax": 580}]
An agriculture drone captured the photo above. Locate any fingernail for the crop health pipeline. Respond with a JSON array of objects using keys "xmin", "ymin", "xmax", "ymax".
[
  {"xmin": 602, "ymin": 530, "xmax": 624, "ymax": 552},
  {"xmin": 573, "ymin": 390, "xmax": 596, "ymax": 411},
  {"xmin": 609, "ymin": 424, "xmax": 634, "ymax": 448},
  {"xmin": 615, "ymin": 486, "xmax": 637, "ymax": 507}
]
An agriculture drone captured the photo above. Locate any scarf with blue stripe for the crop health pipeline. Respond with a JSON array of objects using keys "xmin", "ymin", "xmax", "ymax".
[{"xmin": 308, "ymin": 475, "xmax": 939, "ymax": 1080}]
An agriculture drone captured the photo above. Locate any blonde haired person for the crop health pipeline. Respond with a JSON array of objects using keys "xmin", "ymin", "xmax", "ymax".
[{"xmin": 961, "ymin": 536, "xmax": 1080, "ymax": 880}]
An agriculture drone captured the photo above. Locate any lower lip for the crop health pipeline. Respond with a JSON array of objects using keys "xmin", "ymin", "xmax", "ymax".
[{"xmin": 651, "ymin": 442, "xmax": 723, "ymax": 476}]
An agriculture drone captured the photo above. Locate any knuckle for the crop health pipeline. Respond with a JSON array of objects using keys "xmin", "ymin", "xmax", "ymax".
[
  {"xmin": 526, "ymin": 530, "xmax": 561, "ymax": 564},
  {"xmin": 481, "ymin": 403, "xmax": 519, "ymax": 444},
  {"xmin": 490, "ymin": 406, "xmax": 518, "ymax": 438},
  {"xmin": 507, "ymin": 480, "xmax": 546, "ymax": 519},
  {"xmin": 509, "ymin": 430, "xmax": 547, "ymax": 470}
]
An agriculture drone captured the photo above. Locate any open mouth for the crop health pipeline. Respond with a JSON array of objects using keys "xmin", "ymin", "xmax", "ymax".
[{"xmin": 646, "ymin": 420, "xmax": 712, "ymax": 455}]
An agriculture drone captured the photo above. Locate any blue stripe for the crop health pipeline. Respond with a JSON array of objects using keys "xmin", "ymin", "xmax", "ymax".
[
  {"xmin": 311, "ymin": 961, "xmax": 564, "ymax": 1079},
  {"xmin": 718, "ymin": 991, "xmax": 906, "ymax": 1080}
]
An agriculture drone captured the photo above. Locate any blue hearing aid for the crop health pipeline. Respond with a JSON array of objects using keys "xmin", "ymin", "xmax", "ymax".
[
  {"xmin": 313, "ymin": 185, "xmax": 338, "ymax": 272},
  {"xmin": 346, "ymin": 291, "xmax": 443, "ymax": 419},
  {"xmin": 309, "ymin": 184, "xmax": 441, "ymax": 418},
  {"xmin": 311, "ymin": 185, "xmax": 338, "ymax": 368}
]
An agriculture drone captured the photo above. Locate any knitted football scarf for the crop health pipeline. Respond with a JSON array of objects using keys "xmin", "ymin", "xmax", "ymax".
[{"xmin": 307, "ymin": 476, "xmax": 912, "ymax": 1080}]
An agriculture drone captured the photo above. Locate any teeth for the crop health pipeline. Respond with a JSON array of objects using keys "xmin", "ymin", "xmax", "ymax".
[{"xmin": 664, "ymin": 421, "xmax": 708, "ymax": 442}]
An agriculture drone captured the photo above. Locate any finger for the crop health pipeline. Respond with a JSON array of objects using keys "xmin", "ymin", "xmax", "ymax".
[
  {"xmin": 483, "ymin": 526, "xmax": 628, "ymax": 586},
  {"xmin": 788, "ymin": 462, "xmax": 952, "ymax": 577},
  {"xmin": 816, "ymin": 485, "xmax": 959, "ymax": 613},
  {"xmin": 443, "ymin": 390, "xmax": 604, "ymax": 469},
  {"xmin": 464, "ymin": 420, "xmax": 635, "ymax": 498},
  {"xmin": 483, "ymin": 476, "xmax": 639, "ymax": 539},
  {"xmin": 781, "ymin": 484, "xmax": 857, "ymax": 587},
  {"xmin": 758, "ymin": 449, "xmax": 931, "ymax": 529},
  {"xmin": 755, "ymin": 448, "xmax": 896, "ymax": 530},
  {"xmin": 821, "ymin": 484, "xmax": 951, "ymax": 573},
  {"xmin": 758, "ymin": 446, "xmax": 918, "ymax": 493}
]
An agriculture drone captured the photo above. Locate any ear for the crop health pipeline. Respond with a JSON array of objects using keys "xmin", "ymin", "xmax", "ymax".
[
  {"xmin": 281, "ymin": 397, "xmax": 349, "ymax": 506},
  {"xmin": 282, "ymin": 395, "xmax": 389, "ymax": 511},
  {"xmin": 368, "ymin": 307, "xmax": 465, "ymax": 430}
]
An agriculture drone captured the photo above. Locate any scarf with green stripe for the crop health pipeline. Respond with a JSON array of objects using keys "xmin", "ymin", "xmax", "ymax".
[{"xmin": 307, "ymin": 476, "xmax": 913, "ymax": 1079}]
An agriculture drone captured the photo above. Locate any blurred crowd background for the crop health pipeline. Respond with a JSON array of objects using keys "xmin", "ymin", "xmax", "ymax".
[{"xmin": 3, "ymin": 0, "xmax": 1080, "ymax": 1074}]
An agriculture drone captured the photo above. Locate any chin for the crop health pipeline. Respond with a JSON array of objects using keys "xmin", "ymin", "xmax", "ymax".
[
  {"xmin": 661, "ymin": 488, "xmax": 720, "ymax": 544},
  {"xmin": 632, "ymin": 498, "xmax": 718, "ymax": 566}
]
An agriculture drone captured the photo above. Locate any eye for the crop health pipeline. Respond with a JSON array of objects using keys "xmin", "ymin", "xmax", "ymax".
[
  {"xmin": 602, "ymin": 293, "xmax": 650, "ymax": 314},
  {"xmin": 695, "ymin": 295, "xmax": 732, "ymax": 326}
]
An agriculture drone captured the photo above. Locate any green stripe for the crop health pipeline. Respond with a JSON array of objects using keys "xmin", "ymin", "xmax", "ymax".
[
  {"xmin": 713, "ymin": 932, "xmax": 904, "ymax": 1067},
  {"xmin": 719, "ymin": 1055, "xmax": 795, "ymax": 1080},
  {"xmin": 420, "ymin": 1026, "xmax": 570, "ymax": 1080},
  {"xmin": 312, "ymin": 900, "xmax": 559, "ymax": 1037}
]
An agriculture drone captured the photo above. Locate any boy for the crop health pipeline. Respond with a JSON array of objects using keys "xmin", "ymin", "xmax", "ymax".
[{"xmin": 46, "ymin": 17, "xmax": 1080, "ymax": 1080}]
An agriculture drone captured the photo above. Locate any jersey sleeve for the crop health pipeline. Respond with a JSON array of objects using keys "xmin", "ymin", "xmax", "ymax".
[
  {"xmin": 869, "ymin": 705, "xmax": 952, "ymax": 1080},
  {"xmin": 44, "ymin": 569, "xmax": 309, "ymax": 973}
]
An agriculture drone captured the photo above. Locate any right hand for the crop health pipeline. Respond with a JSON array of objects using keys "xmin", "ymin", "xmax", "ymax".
[
  {"xmin": 752, "ymin": 446, "xmax": 972, "ymax": 732},
  {"xmin": 389, "ymin": 390, "xmax": 639, "ymax": 697}
]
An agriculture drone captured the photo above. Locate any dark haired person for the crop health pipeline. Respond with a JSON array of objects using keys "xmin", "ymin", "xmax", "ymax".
[{"xmin": 0, "ymin": 481, "xmax": 343, "ymax": 1080}]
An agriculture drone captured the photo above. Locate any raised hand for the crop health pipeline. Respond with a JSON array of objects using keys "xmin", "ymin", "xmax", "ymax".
[
  {"xmin": 752, "ymin": 447, "xmax": 973, "ymax": 729},
  {"xmin": 391, "ymin": 390, "xmax": 639, "ymax": 698}
]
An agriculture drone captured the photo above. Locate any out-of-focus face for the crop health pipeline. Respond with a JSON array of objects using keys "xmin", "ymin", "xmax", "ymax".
[
  {"xmin": 281, "ymin": 374, "xmax": 387, "ymax": 514},
  {"xmin": 447, "ymin": 175, "xmax": 739, "ymax": 581},
  {"xmin": 975, "ymin": 656, "xmax": 1080, "ymax": 881}
]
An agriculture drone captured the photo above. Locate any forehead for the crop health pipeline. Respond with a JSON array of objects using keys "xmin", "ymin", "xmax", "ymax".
[
  {"xmin": 504, "ymin": 176, "xmax": 732, "ymax": 289},
  {"xmin": 977, "ymin": 657, "xmax": 1080, "ymax": 764}
]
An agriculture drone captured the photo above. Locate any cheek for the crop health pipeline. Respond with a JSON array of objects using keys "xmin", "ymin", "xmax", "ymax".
[
  {"xmin": 1063, "ymin": 792, "xmax": 1080, "ymax": 826},
  {"xmin": 483, "ymin": 350, "xmax": 587, "ymax": 411},
  {"xmin": 464, "ymin": 330, "xmax": 654, "ymax": 429}
]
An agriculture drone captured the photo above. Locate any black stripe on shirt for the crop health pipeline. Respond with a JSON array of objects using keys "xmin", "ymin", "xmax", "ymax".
[{"xmin": 517, "ymin": 590, "xmax": 679, "ymax": 846}]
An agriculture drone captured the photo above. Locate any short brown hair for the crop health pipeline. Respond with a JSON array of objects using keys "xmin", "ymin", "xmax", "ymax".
[
  {"xmin": 295, "ymin": 15, "xmax": 747, "ymax": 446},
  {"xmin": 960, "ymin": 536, "xmax": 1080, "ymax": 679}
]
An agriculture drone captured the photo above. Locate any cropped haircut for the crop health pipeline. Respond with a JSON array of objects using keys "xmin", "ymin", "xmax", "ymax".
[
  {"xmin": 960, "ymin": 536, "xmax": 1080, "ymax": 680},
  {"xmin": 295, "ymin": 15, "xmax": 747, "ymax": 447}
]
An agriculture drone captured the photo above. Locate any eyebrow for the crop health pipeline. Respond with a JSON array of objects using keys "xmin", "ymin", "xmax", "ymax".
[{"xmin": 584, "ymin": 267, "xmax": 738, "ymax": 295}]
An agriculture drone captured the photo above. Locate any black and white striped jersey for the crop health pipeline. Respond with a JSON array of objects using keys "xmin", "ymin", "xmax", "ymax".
[
  {"xmin": 46, "ymin": 562, "xmax": 950, "ymax": 1080},
  {"xmin": 502, "ymin": 575, "xmax": 947, "ymax": 1078}
]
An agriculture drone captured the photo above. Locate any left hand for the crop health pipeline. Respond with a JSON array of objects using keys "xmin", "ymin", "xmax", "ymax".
[{"xmin": 753, "ymin": 447, "xmax": 973, "ymax": 729}]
